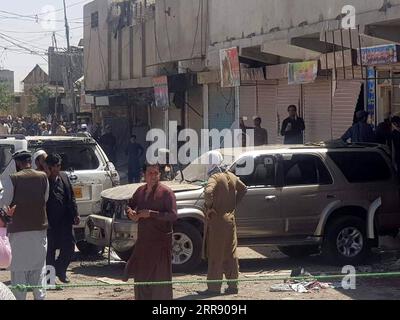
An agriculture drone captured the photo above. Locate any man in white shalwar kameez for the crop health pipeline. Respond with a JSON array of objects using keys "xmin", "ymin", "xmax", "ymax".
[{"xmin": 3, "ymin": 150, "xmax": 49, "ymax": 300}]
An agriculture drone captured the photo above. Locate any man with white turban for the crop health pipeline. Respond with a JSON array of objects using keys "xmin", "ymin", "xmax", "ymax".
[
  {"xmin": 32, "ymin": 150, "xmax": 48, "ymax": 173},
  {"xmin": 198, "ymin": 150, "xmax": 247, "ymax": 297}
]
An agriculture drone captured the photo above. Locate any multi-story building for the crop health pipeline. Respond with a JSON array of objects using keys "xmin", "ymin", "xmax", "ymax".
[
  {"xmin": 84, "ymin": 0, "xmax": 400, "ymax": 148},
  {"xmin": 0, "ymin": 69, "xmax": 14, "ymax": 93}
]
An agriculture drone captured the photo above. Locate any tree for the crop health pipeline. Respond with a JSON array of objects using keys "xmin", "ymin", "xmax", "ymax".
[
  {"xmin": 29, "ymin": 85, "xmax": 54, "ymax": 116},
  {"xmin": 0, "ymin": 83, "xmax": 13, "ymax": 113}
]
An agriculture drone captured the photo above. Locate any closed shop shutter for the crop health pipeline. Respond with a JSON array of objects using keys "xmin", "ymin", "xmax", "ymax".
[
  {"xmin": 208, "ymin": 83, "xmax": 235, "ymax": 131},
  {"xmin": 239, "ymin": 85, "xmax": 257, "ymax": 122},
  {"xmin": 303, "ymin": 79, "xmax": 332, "ymax": 143},
  {"xmin": 332, "ymin": 81, "xmax": 362, "ymax": 139},
  {"xmin": 277, "ymin": 81, "xmax": 301, "ymax": 144},
  {"xmin": 257, "ymin": 84, "xmax": 278, "ymax": 144}
]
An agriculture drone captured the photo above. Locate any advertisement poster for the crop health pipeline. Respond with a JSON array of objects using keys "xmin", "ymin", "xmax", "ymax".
[
  {"xmin": 153, "ymin": 76, "xmax": 169, "ymax": 108},
  {"xmin": 220, "ymin": 47, "xmax": 241, "ymax": 88},
  {"xmin": 288, "ymin": 61, "xmax": 318, "ymax": 85},
  {"xmin": 359, "ymin": 44, "xmax": 398, "ymax": 66}
]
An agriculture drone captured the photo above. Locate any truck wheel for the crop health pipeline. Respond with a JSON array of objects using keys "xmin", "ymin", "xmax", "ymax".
[
  {"xmin": 278, "ymin": 245, "xmax": 320, "ymax": 258},
  {"xmin": 322, "ymin": 216, "xmax": 370, "ymax": 266},
  {"xmin": 76, "ymin": 240, "xmax": 103, "ymax": 256},
  {"xmin": 172, "ymin": 221, "xmax": 203, "ymax": 274}
]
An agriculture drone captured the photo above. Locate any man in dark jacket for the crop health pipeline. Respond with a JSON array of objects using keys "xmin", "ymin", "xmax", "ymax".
[
  {"xmin": 392, "ymin": 116, "xmax": 400, "ymax": 174},
  {"xmin": 281, "ymin": 105, "xmax": 306, "ymax": 145},
  {"xmin": 45, "ymin": 154, "xmax": 80, "ymax": 284},
  {"xmin": 342, "ymin": 111, "xmax": 376, "ymax": 143}
]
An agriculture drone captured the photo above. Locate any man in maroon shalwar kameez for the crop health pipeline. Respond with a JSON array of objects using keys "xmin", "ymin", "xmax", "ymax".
[{"xmin": 123, "ymin": 163, "xmax": 178, "ymax": 300}]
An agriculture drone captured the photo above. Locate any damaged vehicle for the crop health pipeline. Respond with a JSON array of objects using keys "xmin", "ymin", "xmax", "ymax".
[{"xmin": 85, "ymin": 142, "xmax": 400, "ymax": 273}]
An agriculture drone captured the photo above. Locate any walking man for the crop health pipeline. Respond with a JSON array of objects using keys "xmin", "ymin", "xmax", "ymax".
[
  {"xmin": 123, "ymin": 163, "xmax": 177, "ymax": 300},
  {"xmin": 198, "ymin": 151, "xmax": 247, "ymax": 296},
  {"xmin": 100, "ymin": 125, "xmax": 117, "ymax": 164},
  {"xmin": 4, "ymin": 150, "xmax": 49, "ymax": 300},
  {"xmin": 126, "ymin": 135, "xmax": 144, "ymax": 183},
  {"xmin": 45, "ymin": 154, "xmax": 80, "ymax": 284},
  {"xmin": 281, "ymin": 105, "xmax": 306, "ymax": 145}
]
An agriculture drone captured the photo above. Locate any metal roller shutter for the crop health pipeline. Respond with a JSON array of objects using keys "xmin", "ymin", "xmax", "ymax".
[
  {"xmin": 277, "ymin": 81, "xmax": 301, "ymax": 144},
  {"xmin": 239, "ymin": 85, "xmax": 257, "ymax": 122},
  {"xmin": 257, "ymin": 84, "xmax": 278, "ymax": 144},
  {"xmin": 303, "ymin": 80, "xmax": 332, "ymax": 143},
  {"xmin": 332, "ymin": 81, "xmax": 362, "ymax": 139}
]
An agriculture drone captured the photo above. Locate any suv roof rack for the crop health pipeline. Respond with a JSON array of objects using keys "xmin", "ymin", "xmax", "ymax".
[{"xmin": 304, "ymin": 140, "xmax": 382, "ymax": 149}]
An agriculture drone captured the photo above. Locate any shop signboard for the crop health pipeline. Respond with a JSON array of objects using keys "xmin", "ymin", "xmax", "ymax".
[{"xmin": 359, "ymin": 44, "xmax": 399, "ymax": 66}]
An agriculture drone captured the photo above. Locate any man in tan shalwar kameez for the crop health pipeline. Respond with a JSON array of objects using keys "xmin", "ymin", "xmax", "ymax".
[
  {"xmin": 123, "ymin": 163, "xmax": 177, "ymax": 300},
  {"xmin": 198, "ymin": 151, "xmax": 247, "ymax": 296}
]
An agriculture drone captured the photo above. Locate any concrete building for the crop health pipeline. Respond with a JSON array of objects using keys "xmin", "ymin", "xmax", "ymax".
[
  {"xmin": 84, "ymin": 0, "xmax": 400, "ymax": 149},
  {"xmin": 0, "ymin": 69, "xmax": 14, "ymax": 93}
]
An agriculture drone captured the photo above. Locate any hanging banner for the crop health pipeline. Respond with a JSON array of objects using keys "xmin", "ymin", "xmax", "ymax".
[
  {"xmin": 366, "ymin": 67, "xmax": 376, "ymax": 117},
  {"xmin": 287, "ymin": 61, "xmax": 318, "ymax": 85},
  {"xmin": 359, "ymin": 44, "xmax": 399, "ymax": 66},
  {"xmin": 220, "ymin": 47, "xmax": 241, "ymax": 88},
  {"xmin": 153, "ymin": 76, "xmax": 169, "ymax": 108}
]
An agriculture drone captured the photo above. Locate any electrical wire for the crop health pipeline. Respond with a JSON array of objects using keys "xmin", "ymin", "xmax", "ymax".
[
  {"xmin": 189, "ymin": 0, "xmax": 202, "ymax": 59},
  {"xmin": 163, "ymin": 0, "xmax": 172, "ymax": 61}
]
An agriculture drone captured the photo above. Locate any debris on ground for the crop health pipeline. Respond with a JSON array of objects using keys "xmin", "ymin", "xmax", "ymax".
[{"xmin": 270, "ymin": 281, "xmax": 333, "ymax": 293}]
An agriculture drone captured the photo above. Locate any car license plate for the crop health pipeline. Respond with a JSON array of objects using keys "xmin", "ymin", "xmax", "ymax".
[{"xmin": 73, "ymin": 187, "xmax": 83, "ymax": 199}]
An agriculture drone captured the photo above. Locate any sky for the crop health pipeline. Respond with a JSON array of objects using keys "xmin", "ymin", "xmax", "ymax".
[{"xmin": 0, "ymin": 0, "xmax": 92, "ymax": 92}]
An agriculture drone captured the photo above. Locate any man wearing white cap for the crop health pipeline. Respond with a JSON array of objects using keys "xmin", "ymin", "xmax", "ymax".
[
  {"xmin": 198, "ymin": 151, "xmax": 247, "ymax": 296},
  {"xmin": 4, "ymin": 150, "xmax": 49, "ymax": 300},
  {"xmin": 32, "ymin": 150, "xmax": 48, "ymax": 173}
]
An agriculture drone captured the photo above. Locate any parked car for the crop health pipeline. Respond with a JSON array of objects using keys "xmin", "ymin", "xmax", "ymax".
[
  {"xmin": 0, "ymin": 134, "xmax": 120, "ymax": 255},
  {"xmin": 85, "ymin": 142, "xmax": 400, "ymax": 273}
]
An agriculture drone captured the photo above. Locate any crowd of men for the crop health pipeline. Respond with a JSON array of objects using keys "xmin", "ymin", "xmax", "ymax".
[{"xmin": 0, "ymin": 150, "xmax": 80, "ymax": 300}]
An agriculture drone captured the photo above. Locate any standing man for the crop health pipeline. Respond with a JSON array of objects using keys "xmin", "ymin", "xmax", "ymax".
[
  {"xmin": 126, "ymin": 135, "xmax": 144, "ymax": 183},
  {"xmin": 341, "ymin": 110, "xmax": 376, "ymax": 143},
  {"xmin": 391, "ymin": 116, "xmax": 400, "ymax": 174},
  {"xmin": 3, "ymin": 150, "xmax": 49, "ymax": 300},
  {"xmin": 198, "ymin": 151, "xmax": 247, "ymax": 296},
  {"xmin": 123, "ymin": 163, "xmax": 177, "ymax": 300},
  {"xmin": 376, "ymin": 114, "xmax": 392, "ymax": 147},
  {"xmin": 100, "ymin": 125, "xmax": 117, "ymax": 164},
  {"xmin": 253, "ymin": 117, "xmax": 268, "ymax": 146},
  {"xmin": 281, "ymin": 105, "xmax": 306, "ymax": 145},
  {"xmin": 45, "ymin": 154, "xmax": 80, "ymax": 284}
]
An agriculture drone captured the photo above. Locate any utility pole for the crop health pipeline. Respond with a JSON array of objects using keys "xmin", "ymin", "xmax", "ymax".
[
  {"xmin": 52, "ymin": 32, "xmax": 59, "ymax": 120},
  {"xmin": 63, "ymin": 0, "xmax": 77, "ymax": 121}
]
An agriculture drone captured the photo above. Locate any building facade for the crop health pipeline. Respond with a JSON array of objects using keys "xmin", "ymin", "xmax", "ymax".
[{"xmin": 84, "ymin": 0, "xmax": 400, "ymax": 150}]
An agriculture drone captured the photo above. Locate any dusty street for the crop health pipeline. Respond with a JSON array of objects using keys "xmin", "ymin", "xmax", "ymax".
[{"xmin": 2, "ymin": 242, "xmax": 400, "ymax": 301}]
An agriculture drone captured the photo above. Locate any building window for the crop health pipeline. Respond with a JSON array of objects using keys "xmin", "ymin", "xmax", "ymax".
[
  {"xmin": 91, "ymin": 11, "xmax": 99, "ymax": 28},
  {"xmin": 14, "ymin": 96, "xmax": 21, "ymax": 103}
]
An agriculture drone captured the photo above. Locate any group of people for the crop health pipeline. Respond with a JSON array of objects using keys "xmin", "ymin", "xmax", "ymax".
[
  {"xmin": 240, "ymin": 105, "xmax": 306, "ymax": 147},
  {"xmin": 341, "ymin": 111, "xmax": 400, "ymax": 172},
  {"xmin": 121, "ymin": 150, "xmax": 247, "ymax": 300},
  {"xmin": 0, "ymin": 149, "xmax": 79, "ymax": 300}
]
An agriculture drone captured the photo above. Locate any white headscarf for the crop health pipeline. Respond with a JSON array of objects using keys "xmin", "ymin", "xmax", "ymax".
[
  {"xmin": 32, "ymin": 150, "xmax": 47, "ymax": 170},
  {"xmin": 207, "ymin": 151, "xmax": 223, "ymax": 177}
]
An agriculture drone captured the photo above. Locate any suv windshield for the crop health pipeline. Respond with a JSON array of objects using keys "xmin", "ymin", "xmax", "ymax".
[
  {"xmin": 175, "ymin": 151, "xmax": 236, "ymax": 185},
  {"xmin": 29, "ymin": 143, "xmax": 100, "ymax": 171}
]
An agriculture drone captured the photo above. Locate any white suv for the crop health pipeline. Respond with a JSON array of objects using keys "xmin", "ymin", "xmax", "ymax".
[{"xmin": 0, "ymin": 134, "xmax": 120, "ymax": 255}]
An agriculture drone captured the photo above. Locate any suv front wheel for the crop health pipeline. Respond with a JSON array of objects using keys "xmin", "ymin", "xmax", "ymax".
[
  {"xmin": 322, "ymin": 216, "xmax": 370, "ymax": 266},
  {"xmin": 114, "ymin": 221, "xmax": 203, "ymax": 274}
]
